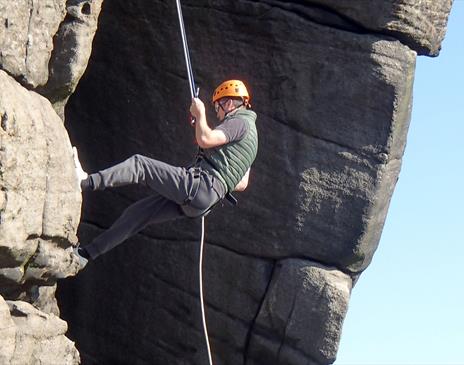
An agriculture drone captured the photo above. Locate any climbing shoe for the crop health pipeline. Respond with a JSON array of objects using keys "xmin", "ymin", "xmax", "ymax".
[{"xmin": 73, "ymin": 243, "xmax": 89, "ymax": 271}]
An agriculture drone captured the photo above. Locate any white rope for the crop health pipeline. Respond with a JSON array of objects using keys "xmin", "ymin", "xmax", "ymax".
[
  {"xmin": 199, "ymin": 216, "xmax": 213, "ymax": 365},
  {"xmin": 176, "ymin": 2, "xmax": 211, "ymax": 362}
]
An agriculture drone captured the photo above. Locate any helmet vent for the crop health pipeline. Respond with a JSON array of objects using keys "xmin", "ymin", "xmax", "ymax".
[{"xmin": 212, "ymin": 80, "xmax": 250, "ymax": 103}]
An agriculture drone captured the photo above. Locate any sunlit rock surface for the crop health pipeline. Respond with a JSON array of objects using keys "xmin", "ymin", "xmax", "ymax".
[{"xmin": 0, "ymin": 1, "xmax": 102, "ymax": 363}]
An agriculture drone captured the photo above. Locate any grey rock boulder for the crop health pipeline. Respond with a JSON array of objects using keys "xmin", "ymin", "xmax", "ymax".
[
  {"xmin": 0, "ymin": 0, "xmax": 103, "ymax": 111},
  {"xmin": 0, "ymin": 295, "xmax": 16, "ymax": 364},
  {"xmin": 0, "ymin": 0, "xmax": 66, "ymax": 87},
  {"xmin": 21, "ymin": 284, "xmax": 60, "ymax": 316},
  {"xmin": 37, "ymin": 0, "xmax": 104, "ymax": 115},
  {"xmin": 60, "ymin": 223, "xmax": 275, "ymax": 364},
  {"xmin": 0, "ymin": 70, "xmax": 82, "ymax": 294},
  {"xmin": 304, "ymin": 0, "xmax": 454, "ymax": 56},
  {"xmin": 246, "ymin": 260, "xmax": 351, "ymax": 365},
  {"xmin": 7, "ymin": 299, "xmax": 80, "ymax": 364},
  {"xmin": 203, "ymin": 35, "xmax": 415, "ymax": 274}
]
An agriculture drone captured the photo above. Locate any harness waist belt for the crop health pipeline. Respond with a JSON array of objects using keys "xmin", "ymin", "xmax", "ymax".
[{"xmin": 197, "ymin": 156, "xmax": 238, "ymax": 206}]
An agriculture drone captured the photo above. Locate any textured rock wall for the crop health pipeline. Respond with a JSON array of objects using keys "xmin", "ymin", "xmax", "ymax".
[
  {"xmin": 0, "ymin": 294, "xmax": 80, "ymax": 364},
  {"xmin": 0, "ymin": 0, "xmax": 454, "ymax": 364},
  {"xmin": 0, "ymin": 1, "xmax": 66, "ymax": 88},
  {"xmin": 0, "ymin": 1, "xmax": 102, "ymax": 363},
  {"xmin": 288, "ymin": 0, "xmax": 452, "ymax": 55},
  {"xmin": 54, "ymin": 1, "xmax": 452, "ymax": 365}
]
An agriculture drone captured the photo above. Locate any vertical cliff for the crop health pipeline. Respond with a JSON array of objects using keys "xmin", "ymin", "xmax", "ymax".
[
  {"xmin": 0, "ymin": 1, "xmax": 102, "ymax": 363},
  {"xmin": 0, "ymin": 0, "xmax": 453, "ymax": 364}
]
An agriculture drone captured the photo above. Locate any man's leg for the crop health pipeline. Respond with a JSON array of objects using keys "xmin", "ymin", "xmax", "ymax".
[
  {"xmin": 82, "ymin": 154, "xmax": 192, "ymax": 205},
  {"xmin": 84, "ymin": 194, "xmax": 184, "ymax": 260}
]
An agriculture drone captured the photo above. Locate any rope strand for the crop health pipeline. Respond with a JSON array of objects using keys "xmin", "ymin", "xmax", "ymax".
[
  {"xmin": 176, "ymin": 2, "xmax": 211, "ymax": 361},
  {"xmin": 199, "ymin": 216, "xmax": 213, "ymax": 365}
]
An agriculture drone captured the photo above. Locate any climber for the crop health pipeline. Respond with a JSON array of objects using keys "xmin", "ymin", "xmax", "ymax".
[{"xmin": 72, "ymin": 80, "xmax": 258, "ymax": 269}]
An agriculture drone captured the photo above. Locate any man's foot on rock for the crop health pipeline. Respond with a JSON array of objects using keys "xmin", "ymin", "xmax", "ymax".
[
  {"xmin": 73, "ymin": 146, "xmax": 88, "ymax": 191},
  {"xmin": 73, "ymin": 243, "xmax": 90, "ymax": 271}
]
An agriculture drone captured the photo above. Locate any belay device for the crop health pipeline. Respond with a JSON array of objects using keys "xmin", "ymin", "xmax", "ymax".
[{"xmin": 175, "ymin": 1, "xmax": 214, "ymax": 365}]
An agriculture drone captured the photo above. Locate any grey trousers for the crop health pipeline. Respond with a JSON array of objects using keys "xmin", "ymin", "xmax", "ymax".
[{"xmin": 83, "ymin": 154, "xmax": 225, "ymax": 259}]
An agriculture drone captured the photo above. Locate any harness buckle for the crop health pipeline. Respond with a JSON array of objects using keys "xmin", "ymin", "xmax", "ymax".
[
  {"xmin": 183, "ymin": 167, "xmax": 202, "ymax": 205},
  {"xmin": 225, "ymin": 193, "xmax": 238, "ymax": 206}
]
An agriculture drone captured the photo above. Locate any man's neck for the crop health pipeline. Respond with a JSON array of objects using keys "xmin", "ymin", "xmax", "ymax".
[{"xmin": 225, "ymin": 106, "xmax": 245, "ymax": 118}]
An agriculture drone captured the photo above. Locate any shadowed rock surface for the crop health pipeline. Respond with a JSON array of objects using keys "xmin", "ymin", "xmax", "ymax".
[
  {"xmin": 0, "ymin": 0, "xmax": 453, "ymax": 364},
  {"xmin": 275, "ymin": 0, "xmax": 452, "ymax": 56}
]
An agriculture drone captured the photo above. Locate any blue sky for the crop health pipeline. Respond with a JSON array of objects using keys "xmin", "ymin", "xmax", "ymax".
[{"xmin": 336, "ymin": 2, "xmax": 464, "ymax": 364}]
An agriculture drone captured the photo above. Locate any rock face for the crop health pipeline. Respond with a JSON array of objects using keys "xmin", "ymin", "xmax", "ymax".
[
  {"xmin": 37, "ymin": 0, "xmax": 104, "ymax": 115},
  {"xmin": 55, "ymin": 1, "xmax": 452, "ymax": 364},
  {"xmin": 286, "ymin": 0, "xmax": 453, "ymax": 56},
  {"xmin": 247, "ymin": 261, "xmax": 351, "ymax": 364},
  {"xmin": 0, "ymin": 0, "xmax": 103, "ymax": 115},
  {"xmin": 0, "ymin": 294, "xmax": 16, "ymax": 364},
  {"xmin": 0, "ymin": 0, "xmax": 453, "ymax": 365},
  {"xmin": 0, "ymin": 69, "xmax": 82, "ymax": 290},
  {"xmin": 0, "ymin": 295, "xmax": 80, "ymax": 364},
  {"xmin": 0, "ymin": 67, "xmax": 82, "ymax": 363},
  {"xmin": 0, "ymin": 1, "xmax": 102, "ymax": 363},
  {"xmin": 0, "ymin": 1, "xmax": 66, "ymax": 88}
]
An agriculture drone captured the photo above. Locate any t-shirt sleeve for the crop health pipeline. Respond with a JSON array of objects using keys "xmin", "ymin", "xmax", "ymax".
[{"xmin": 215, "ymin": 117, "xmax": 248, "ymax": 143}]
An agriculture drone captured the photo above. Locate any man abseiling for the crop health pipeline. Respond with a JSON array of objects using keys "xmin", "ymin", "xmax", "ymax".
[{"xmin": 73, "ymin": 80, "xmax": 258, "ymax": 269}]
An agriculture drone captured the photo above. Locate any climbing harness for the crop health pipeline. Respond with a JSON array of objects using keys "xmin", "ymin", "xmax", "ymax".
[
  {"xmin": 183, "ymin": 167, "xmax": 202, "ymax": 206},
  {"xmin": 175, "ymin": 1, "xmax": 213, "ymax": 364}
]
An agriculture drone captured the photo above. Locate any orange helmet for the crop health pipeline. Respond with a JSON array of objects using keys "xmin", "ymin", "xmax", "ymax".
[{"xmin": 212, "ymin": 80, "xmax": 250, "ymax": 105}]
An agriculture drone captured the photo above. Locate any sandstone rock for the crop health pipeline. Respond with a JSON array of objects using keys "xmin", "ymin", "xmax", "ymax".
[
  {"xmin": 0, "ymin": 0, "xmax": 67, "ymax": 87},
  {"xmin": 56, "ymin": 1, "xmax": 452, "ymax": 364},
  {"xmin": 24, "ymin": 239, "xmax": 81, "ymax": 282},
  {"xmin": 0, "ymin": 0, "xmax": 103, "ymax": 114},
  {"xmin": 37, "ymin": 0, "xmax": 104, "ymax": 116},
  {"xmin": 7, "ymin": 300, "xmax": 79, "ymax": 365},
  {"xmin": 305, "ymin": 0, "xmax": 453, "ymax": 56},
  {"xmin": 63, "ymin": 0, "xmax": 415, "ymax": 275},
  {"xmin": 246, "ymin": 260, "xmax": 352, "ymax": 365},
  {"xmin": 0, "ymin": 295, "xmax": 16, "ymax": 364},
  {"xmin": 59, "ymin": 223, "xmax": 274, "ymax": 364},
  {"xmin": 24, "ymin": 284, "xmax": 60, "ymax": 316},
  {"xmin": 0, "ymin": 70, "xmax": 81, "ymax": 292}
]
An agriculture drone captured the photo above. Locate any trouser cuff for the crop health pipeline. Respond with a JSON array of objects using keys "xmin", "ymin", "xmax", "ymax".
[
  {"xmin": 84, "ymin": 244, "xmax": 101, "ymax": 260},
  {"xmin": 81, "ymin": 173, "xmax": 103, "ymax": 191}
]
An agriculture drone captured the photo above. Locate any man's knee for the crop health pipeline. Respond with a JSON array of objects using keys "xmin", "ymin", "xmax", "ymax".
[
  {"xmin": 132, "ymin": 154, "xmax": 145, "ymax": 162},
  {"xmin": 131, "ymin": 154, "xmax": 149, "ymax": 169}
]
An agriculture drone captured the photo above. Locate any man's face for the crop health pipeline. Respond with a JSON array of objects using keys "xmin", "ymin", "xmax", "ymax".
[{"xmin": 214, "ymin": 100, "xmax": 226, "ymax": 122}]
